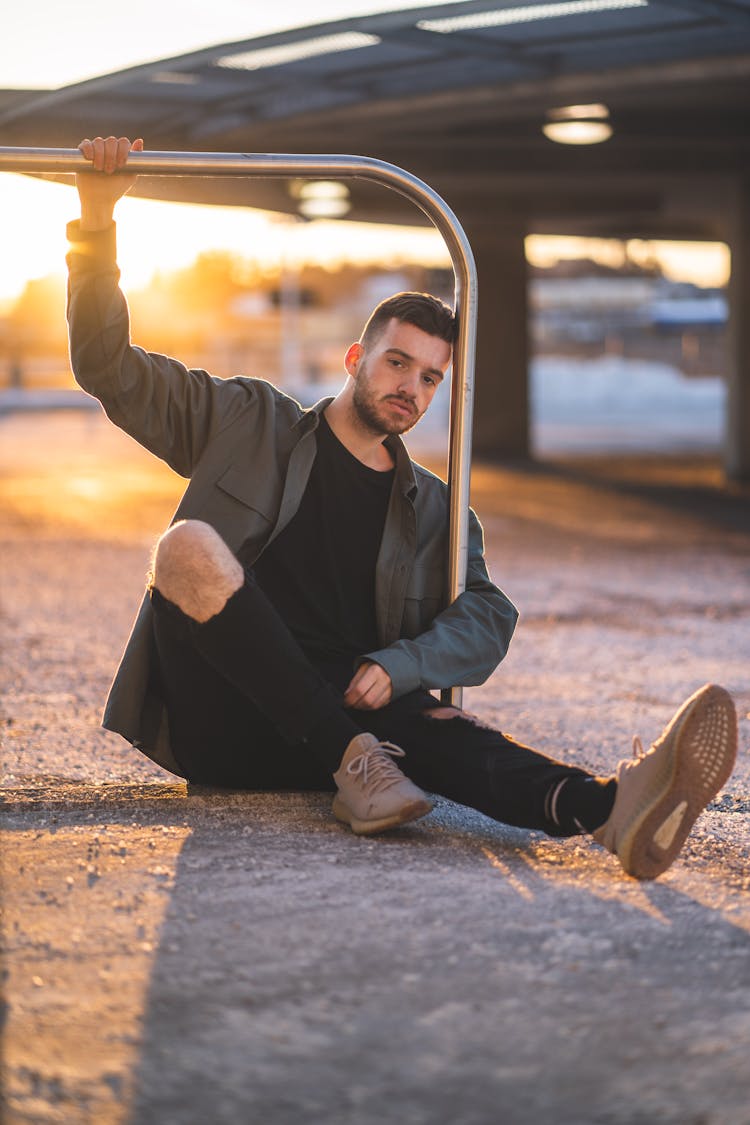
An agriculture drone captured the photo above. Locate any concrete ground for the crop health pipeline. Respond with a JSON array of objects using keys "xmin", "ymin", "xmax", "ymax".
[{"xmin": 1, "ymin": 409, "xmax": 749, "ymax": 1125}]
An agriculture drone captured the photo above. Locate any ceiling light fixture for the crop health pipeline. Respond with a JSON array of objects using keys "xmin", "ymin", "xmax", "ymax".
[
  {"xmin": 418, "ymin": 0, "xmax": 647, "ymax": 33},
  {"xmin": 295, "ymin": 181, "xmax": 352, "ymax": 220},
  {"xmin": 216, "ymin": 32, "xmax": 380, "ymax": 72},
  {"xmin": 543, "ymin": 103, "xmax": 613, "ymax": 144}
]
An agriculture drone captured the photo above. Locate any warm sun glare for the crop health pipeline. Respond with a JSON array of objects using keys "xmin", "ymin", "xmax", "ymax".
[
  {"xmin": 0, "ymin": 172, "xmax": 454, "ymax": 307},
  {"xmin": 0, "ymin": 172, "xmax": 730, "ymax": 313}
]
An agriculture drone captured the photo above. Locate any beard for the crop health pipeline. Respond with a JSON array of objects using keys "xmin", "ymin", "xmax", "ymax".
[{"xmin": 352, "ymin": 367, "xmax": 422, "ymax": 436}]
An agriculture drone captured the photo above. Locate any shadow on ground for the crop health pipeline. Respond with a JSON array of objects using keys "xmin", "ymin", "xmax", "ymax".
[{"xmin": 3, "ymin": 783, "xmax": 750, "ymax": 1125}]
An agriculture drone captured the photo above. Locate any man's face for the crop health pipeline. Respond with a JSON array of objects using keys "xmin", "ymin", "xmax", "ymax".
[{"xmin": 346, "ymin": 318, "xmax": 452, "ymax": 437}]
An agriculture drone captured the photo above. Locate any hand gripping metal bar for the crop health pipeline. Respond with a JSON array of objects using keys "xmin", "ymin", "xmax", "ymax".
[{"xmin": 0, "ymin": 147, "xmax": 478, "ymax": 706}]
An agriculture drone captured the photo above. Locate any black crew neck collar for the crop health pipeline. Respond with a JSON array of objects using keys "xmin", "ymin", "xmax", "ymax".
[{"xmin": 318, "ymin": 413, "xmax": 394, "ymax": 478}]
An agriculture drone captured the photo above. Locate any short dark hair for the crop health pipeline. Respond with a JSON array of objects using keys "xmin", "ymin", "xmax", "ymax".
[{"xmin": 360, "ymin": 291, "xmax": 456, "ymax": 350}]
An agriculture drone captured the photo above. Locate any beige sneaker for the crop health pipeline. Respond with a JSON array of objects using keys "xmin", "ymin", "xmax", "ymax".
[
  {"xmin": 332, "ymin": 733, "xmax": 433, "ymax": 836},
  {"xmin": 594, "ymin": 683, "xmax": 737, "ymax": 880}
]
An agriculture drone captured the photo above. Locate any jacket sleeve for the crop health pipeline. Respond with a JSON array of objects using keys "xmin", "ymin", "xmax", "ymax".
[
  {"xmin": 66, "ymin": 220, "xmax": 252, "ymax": 477},
  {"xmin": 363, "ymin": 509, "xmax": 519, "ymax": 697}
]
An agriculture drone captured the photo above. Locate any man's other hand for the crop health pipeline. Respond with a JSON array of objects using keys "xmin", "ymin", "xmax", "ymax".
[
  {"xmin": 76, "ymin": 136, "xmax": 144, "ymax": 231},
  {"xmin": 343, "ymin": 662, "xmax": 393, "ymax": 710}
]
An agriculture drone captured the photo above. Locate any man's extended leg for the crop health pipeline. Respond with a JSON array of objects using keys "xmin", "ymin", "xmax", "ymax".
[
  {"xmin": 357, "ymin": 695, "xmax": 616, "ymax": 837},
  {"xmin": 150, "ymin": 520, "xmax": 432, "ymax": 829},
  {"xmin": 359, "ymin": 684, "xmax": 737, "ymax": 879}
]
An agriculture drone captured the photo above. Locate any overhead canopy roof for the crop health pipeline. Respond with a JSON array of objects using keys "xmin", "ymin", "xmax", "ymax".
[{"xmin": 2, "ymin": 0, "xmax": 749, "ymax": 238}]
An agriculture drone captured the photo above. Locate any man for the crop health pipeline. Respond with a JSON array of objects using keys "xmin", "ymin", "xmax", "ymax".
[{"xmin": 67, "ymin": 135, "xmax": 737, "ymax": 879}]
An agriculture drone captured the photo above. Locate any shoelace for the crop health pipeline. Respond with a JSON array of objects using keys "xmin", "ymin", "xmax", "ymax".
[
  {"xmin": 344, "ymin": 741, "xmax": 407, "ymax": 794},
  {"xmin": 621, "ymin": 734, "xmax": 655, "ymax": 777}
]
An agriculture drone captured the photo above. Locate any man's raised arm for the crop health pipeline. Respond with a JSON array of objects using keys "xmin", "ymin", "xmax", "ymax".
[{"xmin": 67, "ymin": 136, "xmax": 253, "ymax": 477}]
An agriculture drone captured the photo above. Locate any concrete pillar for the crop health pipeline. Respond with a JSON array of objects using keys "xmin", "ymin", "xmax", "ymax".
[
  {"xmin": 464, "ymin": 221, "xmax": 531, "ymax": 461},
  {"xmin": 726, "ymin": 181, "xmax": 750, "ymax": 480}
]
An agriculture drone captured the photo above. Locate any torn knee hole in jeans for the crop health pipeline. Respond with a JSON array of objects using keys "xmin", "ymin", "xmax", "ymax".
[{"xmin": 422, "ymin": 707, "xmax": 490, "ymax": 728}]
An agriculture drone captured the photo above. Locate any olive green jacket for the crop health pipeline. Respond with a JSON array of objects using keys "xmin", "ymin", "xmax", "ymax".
[{"xmin": 66, "ymin": 221, "xmax": 519, "ymax": 777}]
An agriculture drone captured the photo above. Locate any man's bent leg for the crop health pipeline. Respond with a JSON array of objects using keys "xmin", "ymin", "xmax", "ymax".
[
  {"xmin": 152, "ymin": 594, "xmax": 334, "ymax": 790},
  {"xmin": 151, "ymin": 520, "xmax": 361, "ymax": 769},
  {"xmin": 151, "ymin": 521, "xmax": 434, "ymax": 831}
]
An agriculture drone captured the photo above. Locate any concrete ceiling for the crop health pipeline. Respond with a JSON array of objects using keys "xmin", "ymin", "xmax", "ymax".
[{"xmin": 2, "ymin": 0, "xmax": 749, "ymax": 239}]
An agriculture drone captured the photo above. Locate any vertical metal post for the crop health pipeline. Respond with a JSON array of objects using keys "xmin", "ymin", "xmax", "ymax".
[{"xmin": 0, "ymin": 147, "xmax": 478, "ymax": 704}]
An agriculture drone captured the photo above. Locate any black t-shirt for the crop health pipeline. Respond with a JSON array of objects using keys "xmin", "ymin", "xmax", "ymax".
[{"xmin": 248, "ymin": 414, "xmax": 394, "ymax": 685}]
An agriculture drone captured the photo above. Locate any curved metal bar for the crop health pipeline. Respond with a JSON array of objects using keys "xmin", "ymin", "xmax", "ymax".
[{"xmin": 0, "ymin": 146, "xmax": 478, "ymax": 705}]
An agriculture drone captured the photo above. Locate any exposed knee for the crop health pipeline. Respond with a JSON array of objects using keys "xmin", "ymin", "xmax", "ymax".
[
  {"xmin": 422, "ymin": 706, "xmax": 486, "ymax": 727},
  {"xmin": 423, "ymin": 706, "xmax": 463, "ymax": 721},
  {"xmin": 151, "ymin": 520, "xmax": 243, "ymax": 623}
]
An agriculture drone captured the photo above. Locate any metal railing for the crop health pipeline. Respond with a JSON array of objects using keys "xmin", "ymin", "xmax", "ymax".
[{"xmin": 0, "ymin": 147, "xmax": 477, "ymax": 705}]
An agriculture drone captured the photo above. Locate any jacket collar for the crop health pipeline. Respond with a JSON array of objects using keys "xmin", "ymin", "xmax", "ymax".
[
  {"xmin": 293, "ymin": 396, "xmax": 334, "ymax": 429},
  {"xmin": 385, "ymin": 433, "xmax": 418, "ymax": 499}
]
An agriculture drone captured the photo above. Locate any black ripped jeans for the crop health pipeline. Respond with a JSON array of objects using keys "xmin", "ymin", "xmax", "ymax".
[{"xmin": 150, "ymin": 571, "xmax": 614, "ymax": 837}]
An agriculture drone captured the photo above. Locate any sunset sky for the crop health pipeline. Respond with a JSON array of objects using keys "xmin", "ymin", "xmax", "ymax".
[{"xmin": 0, "ymin": 0, "xmax": 731, "ymax": 304}]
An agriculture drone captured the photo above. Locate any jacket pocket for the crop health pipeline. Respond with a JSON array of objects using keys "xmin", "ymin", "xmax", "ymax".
[
  {"xmin": 196, "ymin": 467, "xmax": 279, "ymax": 552},
  {"xmin": 215, "ymin": 466, "xmax": 276, "ymax": 516}
]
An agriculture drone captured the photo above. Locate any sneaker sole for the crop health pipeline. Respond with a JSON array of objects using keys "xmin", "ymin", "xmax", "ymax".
[
  {"xmin": 619, "ymin": 684, "xmax": 737, "ymax": 880},
  {"xmin": 332, "ymin": 793, "xmax": 434, "ymax": 836}
]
